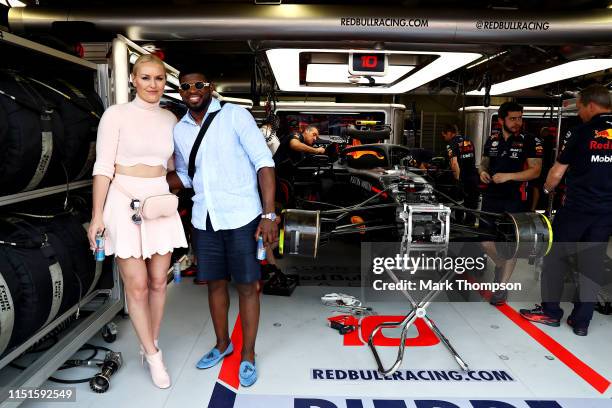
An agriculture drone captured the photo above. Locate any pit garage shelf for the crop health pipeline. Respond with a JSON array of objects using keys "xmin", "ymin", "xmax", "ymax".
[
  {"xmin": 0, "ymin": 30, "xmax": 97, "ymax": 70},
  {"xmin": 0, "ymin": 30, "xmax": 123, "ymax": 407},
  {"xmin": 0, "ymin": 180, "xmax": 92, "ymax": 207}
]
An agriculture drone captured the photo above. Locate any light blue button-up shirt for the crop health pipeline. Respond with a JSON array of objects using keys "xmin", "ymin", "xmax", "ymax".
[{"xmin": 173, "ymin": 98, "xmax": 274, "ymax": 231}]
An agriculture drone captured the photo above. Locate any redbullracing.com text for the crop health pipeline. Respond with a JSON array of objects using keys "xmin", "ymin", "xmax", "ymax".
[{"xmin": 341, "ymin": 17, "xmax": 429, "ymax": 28}]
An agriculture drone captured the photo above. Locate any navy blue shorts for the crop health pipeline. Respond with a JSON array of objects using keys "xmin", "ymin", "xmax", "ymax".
[
  {"xmin": 480, "ymin": 195, "xmax": 527, "ymax": 233},
  {"xmin": 193, "ymin": 215, "xmax": 261, "ymax": 284},
  {"xmin": 481, "ymin": 195, "xmax": 526, "ymax": 214}
]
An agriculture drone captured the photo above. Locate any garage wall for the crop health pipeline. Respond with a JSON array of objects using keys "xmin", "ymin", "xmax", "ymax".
[{"xmin": 396, "ymin": 94, "xmax": 512, "ymax": 154}]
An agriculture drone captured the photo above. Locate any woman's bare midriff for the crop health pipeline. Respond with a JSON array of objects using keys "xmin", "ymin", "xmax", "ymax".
[{"xmin": 115, "ymin": 164, "xmax": 166, "ymax": 178}]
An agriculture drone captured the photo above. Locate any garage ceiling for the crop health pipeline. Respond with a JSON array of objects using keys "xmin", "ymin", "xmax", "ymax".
[
  {"xmin": 12, "ymin": 0, "xmax": 612, "ymax": 11},
  {"xmin": 4, "ymin": 0, "xmax": 612, "ymax": 98}
]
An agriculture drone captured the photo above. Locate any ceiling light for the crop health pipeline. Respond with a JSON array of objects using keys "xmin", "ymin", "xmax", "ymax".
[
  {"xmin": 461, "ymin": 106, "xmax": 560, "ymax": 112},
  {"xmin": 267, "ymin": 49, "xmax": 481, "ymax": 94},
  {"xmin": 466, "ymin": 51, "xmax": 508, "ymax": 70},
  {"xmin": 306, "ymin": 64, "xmax": 413, "ymax": 85},
  {"xmin": 467, "ymin": 59, "xmax": 612, "ymax": 96},
  {"xmin": 2, "ymin": 0, "xmax": 27, "ymax": 6}
]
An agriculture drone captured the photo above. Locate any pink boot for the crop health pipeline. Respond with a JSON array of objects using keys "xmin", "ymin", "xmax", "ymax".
[
  {"xmin": 139, "ymin": 339, "xmax": 159, "ymax": 365},
  {"xmin": 144, "ymin": 349, "xmax": 171, "ymax": 389}
]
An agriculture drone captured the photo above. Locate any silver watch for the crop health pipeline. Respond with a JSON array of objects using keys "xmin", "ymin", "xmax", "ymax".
[{"xmin": 261, "ymin": 212, "xmax": 277, "ymax": 221}]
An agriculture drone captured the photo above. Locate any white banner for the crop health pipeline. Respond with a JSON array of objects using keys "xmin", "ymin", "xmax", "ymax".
[{"xmin": 233, "ymin": 395, "xmax": 612, "ymax": 408}]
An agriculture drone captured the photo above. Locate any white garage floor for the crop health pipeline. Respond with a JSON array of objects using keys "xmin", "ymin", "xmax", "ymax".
[{"xmin": 14, "ymin": 241, "xmax": 612, "ymax": 408}]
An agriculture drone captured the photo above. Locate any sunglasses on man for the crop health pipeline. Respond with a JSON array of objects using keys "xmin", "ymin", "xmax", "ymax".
[{"xmin": 179, "ymin": 81, "xmax": 210, "ymax": 91}]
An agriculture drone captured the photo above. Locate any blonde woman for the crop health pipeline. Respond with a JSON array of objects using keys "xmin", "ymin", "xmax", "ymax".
[{"xmin": 87, "ymin": 54, "xmax": 187, "ymax": 388}]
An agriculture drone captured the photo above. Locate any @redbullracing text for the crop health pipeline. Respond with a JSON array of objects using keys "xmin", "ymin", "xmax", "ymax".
[
  {"xmin": 341, "ymin": 17, "xmax": 429, "ymax": 28},
  {"xmin": 476, "ymin": 20, "xmax": 550, "ymax": 30}
]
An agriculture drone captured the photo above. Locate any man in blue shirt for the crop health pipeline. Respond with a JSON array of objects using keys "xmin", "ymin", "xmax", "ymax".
[{"xmin": 167, "ymin": 67, "xmax": 276, "ymax": 387}]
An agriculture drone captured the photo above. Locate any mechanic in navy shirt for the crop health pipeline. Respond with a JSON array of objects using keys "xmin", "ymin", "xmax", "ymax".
[
  {"xmin": 521, "ymin": 84, "xmax": 612, "ymax": 336},
  {"xmin": 288, "ymin": 125, "xmax": 325, "ymax": 163},
  {"xmin": 529, "ymin": 127, "xmax": 556, "ymax": 211},
  {"xmin": 479, "ymin": 102, "xmax": 543, "ymax": 306},
  {"xmin": 442, "ymin": 124, "xmax": 479, "ymax": 226}
]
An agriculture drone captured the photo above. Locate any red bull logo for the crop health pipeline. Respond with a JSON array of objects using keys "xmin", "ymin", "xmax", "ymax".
[
  {"xmin": 590, "ymin": 129, "xmax": 612, "ymax": 150},
  {"xmin": 594, "ymin": 129, "xmax": 612, "ymax": 140}
]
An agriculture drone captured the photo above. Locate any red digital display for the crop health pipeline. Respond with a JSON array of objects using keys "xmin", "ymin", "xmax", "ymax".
[
  {"xmin": 350, "ymin": 53, "xmax": 386, "ymax": 74},
  {"xmin": 361, "ymin": 55, "xmax": 379, "ymax": 68}
]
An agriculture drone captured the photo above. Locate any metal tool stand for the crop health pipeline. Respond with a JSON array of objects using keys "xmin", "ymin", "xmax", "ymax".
[
  {"xmin": 368, "ymin": 204, "xmax": 469, "ymax": 376},
  {"xmin": 0, "ymin": 30, "xmax": 124, "ymax": 407}
]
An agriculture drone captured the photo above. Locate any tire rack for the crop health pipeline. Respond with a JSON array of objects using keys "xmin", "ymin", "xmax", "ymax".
[{"xmin": 0, "ymin": 30, "xmax": 124, "ymax": 407}]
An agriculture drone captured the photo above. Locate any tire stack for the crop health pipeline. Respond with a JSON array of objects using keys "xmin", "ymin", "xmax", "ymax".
[
  {"xmin": 0, "ymin": 70, "xmax": 103, "ymax": 194},
  {"xmin": 0, "ymin": 212, "xmax": 99, "ymax": 357},
  {"xmin": 42, "ymin": 79, "xmax": 104, "ymax": 181},
  {"xmin": 0, "ymin": 71, "xmax": 64, "ymax": 193}
]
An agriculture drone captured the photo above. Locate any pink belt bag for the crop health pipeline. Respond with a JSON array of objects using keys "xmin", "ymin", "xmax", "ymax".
[{"xmin": 112, "ymin": 180, "xmax": 178, "ymax": 220}]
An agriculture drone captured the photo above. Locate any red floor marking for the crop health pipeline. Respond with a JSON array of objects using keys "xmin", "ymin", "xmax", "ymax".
[
  {"xmin": 496, "ymin": 303, "xmax": 610, "ymax": 394},
  {"xmin": 216, "ymin": 277, "xmax": 611, "ymax": 394},
  {"xmin": 218, "ymin": 315, "xmax": 243, "ymax": 390},
  {"xmin": 465, "ymin": 274, "xmax": 611, "ymax": 394}
]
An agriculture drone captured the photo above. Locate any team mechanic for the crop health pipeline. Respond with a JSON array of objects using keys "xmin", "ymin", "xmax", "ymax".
[
  {"xmin": 521, "ymin": 84, "xmax": 612, "ymax": 336},
  {"xmin": 479, "ymin": 102, "xmax": 543, "ymax": 306},
  {"xmin": 441, "ymin": 124, "xmax": 479, "ymax": 226},
  {"xmin": 167, "ymin": 66, "xmax": 276, "ymax": 386},
  {"xmin": 273, "ymin": 125, "xmax": 325, "ymax": 186},
  {"xmin": 288, "ymin": 125, "xmax": 326, "ymax": 162}
]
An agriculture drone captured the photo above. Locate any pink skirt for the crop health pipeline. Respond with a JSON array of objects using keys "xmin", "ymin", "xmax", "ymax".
[{"xmin": 103, "ymin": 174, "xmax": 188, "ymax": 259}]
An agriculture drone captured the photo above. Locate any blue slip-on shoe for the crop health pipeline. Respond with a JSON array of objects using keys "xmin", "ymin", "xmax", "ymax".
[
  {"xmin": 196, "ymin": 343, "xmax": 234, "ymax": 369},
  {"xmin": 239, "ymin": 361, "xmax": 257, "ymax": 387}
]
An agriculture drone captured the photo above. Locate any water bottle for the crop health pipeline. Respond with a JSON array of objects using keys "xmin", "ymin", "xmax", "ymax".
[
  {"xmin": 256, "ymin": 236, "xmax": 266, "ymax": 261},
  {"xmin": 94, "ymin": 231, "xmax": 105, "ymax": 262},
  {"xmin": 173, "ymin": 261, "xmax": 182, "ymax": 283}
]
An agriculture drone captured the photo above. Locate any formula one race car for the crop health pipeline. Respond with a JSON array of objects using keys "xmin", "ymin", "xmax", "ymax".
[
  {"xmin": 274, "ymin": 126, "xmax": 552, "ymax": 261},
  {"xmin": 273, "ymin": 124, "xmax": 553, "ymax": 377}
]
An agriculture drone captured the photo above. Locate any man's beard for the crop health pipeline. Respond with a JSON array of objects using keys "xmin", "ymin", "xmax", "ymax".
[
  {"xmin": 188, "ymin": 94, "xmax": 212, "ymax": 113},
  {"xmin": 503, "ymin": 122, "xmax": 518, "ymax": 135}
]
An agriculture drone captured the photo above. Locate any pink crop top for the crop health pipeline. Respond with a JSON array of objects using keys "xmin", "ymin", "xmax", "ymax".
[{"xmin": 92, "ymin": 95, "xmax": 178, "ymax": 179}]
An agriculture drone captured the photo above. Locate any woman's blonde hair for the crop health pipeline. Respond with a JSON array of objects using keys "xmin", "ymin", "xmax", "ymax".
[{"xmin": 132, "ymin": 54, "xmax": 167, "ymax": 76}]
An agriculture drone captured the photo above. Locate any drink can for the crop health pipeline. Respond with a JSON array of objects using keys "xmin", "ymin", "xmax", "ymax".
[
  {"xmin": 173, "ymin": 261, "xmax": 182, "ymax": 283},
  {"xmin": 256, "ymin": 236, "xmax": 266, "ymax": 261},
  {"xmin": 94, "ymin": 232, "xmax": 105, "ymax": 262}
]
